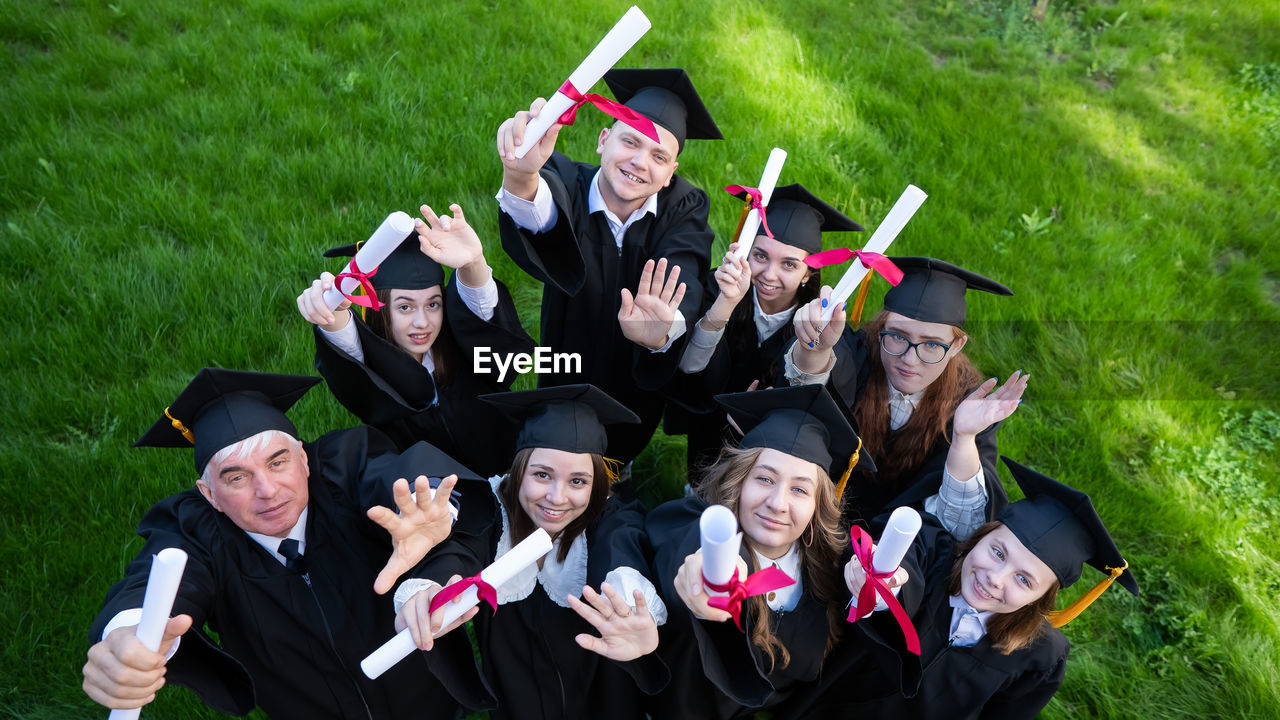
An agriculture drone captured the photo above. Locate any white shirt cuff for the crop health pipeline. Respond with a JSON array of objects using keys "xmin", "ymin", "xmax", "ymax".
[
  {"xmin": 678, "ymin": 319, "xmax": 726, "ymax": 373},
  {"xmin": 604, "ymin": 566, "xmax": 668, "ymax": 626},
  {"xmin": 924, "ymin": 468, "xmax": 988, "ymax": 541},
  {"xmin": 319, "ymin": 317, "xmax": 365, "ymax": 363},
  {"xmin": 103, "ymin": 608, "xmax": 181, "ymax": 660},
  {"xmin": 455, "ymin": 271, "xmax": 499, "ymax": 322},
  {"xmin": 648, "ymin": 310, "xmax": 687, "ymax": 354},
  {"xmin": 495, "ymin": 177, "xmax": 557, "ymax": 233},
  {"xmin": 783, "ymin": 342, "xmax": 835, "ymax": 386},
  {"xmin": 393, "ymin": 578, "xmax": 442, "ymax": 616}
]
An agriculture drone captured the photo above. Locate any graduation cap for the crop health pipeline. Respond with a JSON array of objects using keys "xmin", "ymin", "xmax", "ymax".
[
  {"xmin": 479, "ymin": 384, "xmax": 640, "ymax": 456},
  {"xmin": 603, "ymin": 68, "xmax": 722, "ymax": 152},
  {"xmin": 881, "ymin": 257, "xmax": 1012, "ymax": 328},
  {"xmin": 997, "ymin": 456, "xmax": 1139, "ymax": 627},
  {"xmin": 324, "ymin": 232, "xmax": 444, "ymax": 293},
  {"xmin": 135, "ymin": 368, "xmax": 321, "ymax": 474},
  {"xmin": 730, "ymin": 183, "xmax": 865, "ymax": 255},
  {"xmin": 716, "ymin": 385, "xmax": 875, "ymax": 483}
]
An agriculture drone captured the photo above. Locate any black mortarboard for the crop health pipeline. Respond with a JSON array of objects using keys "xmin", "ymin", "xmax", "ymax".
[
  {"xmin": 324, "ymin": 232, "xmax": 444, "ymax": 292},
  {"xmin": 716, "ymin": 385, "xmax": 875, "ymax": 477},
  {"xmin": 135, "ymin": 368, "xmax": 321, "ymax": 473},
  {"xmin": 881, "ymin": 256, "xmax": 1011, "ymax": 328},
  {"xmin": 603, "ymin": 68, "xmax": 722, "ymax": 152},
  {"xmin": 998, "ymin": 457, "xmax": 1139, "ymax": 599},
  {"xmin": 479, "ymin": 384, "xmax": 640, "ymax": 456},
  {"xmin": 731, "ymin": 183, "xmax": 865, "ymax": 255}
]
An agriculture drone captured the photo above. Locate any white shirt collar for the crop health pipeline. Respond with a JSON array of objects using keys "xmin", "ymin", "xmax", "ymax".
[
  {"xmin": 947, "ymin": 593, "xmax": 994, "ymax": 646},
  {"xmin": 751, "ymin": 289, "xmax": 798, "ymax": 343},
  {"xmin": 887, "ymin": 377, "xmax": 924, "ymax": 408},
  {"xmin": 246, "ymin": 506, "xmax": 309, "ymax": 566},
  {"xmin": 588, "ymin": 169, "xmax": 659, "ymax": 249},
  {"xmin": 750, "ymin": 542, "xmax": 803, "ymax": 612}
]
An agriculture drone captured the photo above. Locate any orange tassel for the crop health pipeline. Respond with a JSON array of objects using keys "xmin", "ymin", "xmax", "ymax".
[
  {"xmin": 834, "ymin": 437, "xmax": 863, "ymax": 500},
  {"xmin": 731, "ymin": 204, "xmax": 751, "ymax": 245},
  {"xmin": 164, "ymin": 407, "xmax": 195, "ymax": 444},
  {"xmin": 602, "ymin": 456, "xmax": 624, "ymax": 485},
  {"xmin": 848, "ymin": 274, "xmax": 874, "ymax": 328},
  {"xmin": 1048, "ymin": 561, "xmax": 1127, "ymax": 628}
]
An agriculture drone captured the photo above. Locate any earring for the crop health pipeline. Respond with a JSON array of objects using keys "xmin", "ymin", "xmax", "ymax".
[{"xmin": 802, "ymin": 523, "xmax": 815, "ymax": 548}]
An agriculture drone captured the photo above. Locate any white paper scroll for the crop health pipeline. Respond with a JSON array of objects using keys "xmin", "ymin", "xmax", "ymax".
[
  {"xmin": 108, "ymin": 548, "xmax": 189, "ymax": 720},
  {"xmin": 512, "ymin": 6, "xmax": 652, "ymax": 159},
  {"xmin": 871, "ymin": 507, "xmax": 922, "ymax": 575},
  {"xmin": 321, "ymin": 211, "xmax": 416, "ymax": 311},
  {"xmin": 732, "ymin": 148, "xmax": 788, "ymax": 260},
  {"xmin": 361, "ymin": 528, "xmax": 554, "ymax": 679},
  {"xmin": 820, "ymin": 185, "xmax": 928, "ymax": 324},
  {"xmin": 699, "ymin": 505, "xmax": 742, "ymax": 597}
]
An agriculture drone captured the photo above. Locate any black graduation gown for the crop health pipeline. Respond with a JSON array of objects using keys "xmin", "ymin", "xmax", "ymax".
[
  {"xmin": 312, "ymin": 275, "xmax": 534, "ymax": 477},
  {"xmin": 498, "ymin": 152, "xmax": 715, "ymax": 462},
  {"xmin": 804, "ymin": 328, "xmax": 1009, "ymax": 529},
  {"xmin": 775, "ymin": 519, "xmax": 1068, "ymax": 720},
  {"xmin": 644, "ymin": 496, "xmax": 833, "ymax": 720},
  {"xmin": 667, "ymin": 289, "xmax": 798, "ymax": 478},
  {"xmin": 88, "ymin": 427, "xmax": 496, "ymax": 720},
  {"xmin": 417, "ymin": 486, "xmax": 668, "ymax": 720}
]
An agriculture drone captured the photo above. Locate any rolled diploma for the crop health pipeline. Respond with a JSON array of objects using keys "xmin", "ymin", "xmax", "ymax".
[
  {"xmin": 820, "ymin": 185, "xmax": 928, "ymax": 324},
  {"xmin": 320, "ymin": 211, "xmax": 417, "ymax": 311},
  {"xmin": 871, "ymin": 507, "xmax": 922, "ymax": 575},
  {"xmin": 699, "ymin": 504, "xmax": 742, "ymax": 598},
  {"xmin": 107, "ymin": 548, "xmax": 189, "ymax": 720},
  {"xmin": 360, "ymin": 528, "xmax": 554, "ymax": 679},
  {"xmin": 732, "ymin": 148, "xmax": 788, "ymax": 260},
  {"xmin": 512, "ymin": 6, "xmax": 652, "ymax": 160}
]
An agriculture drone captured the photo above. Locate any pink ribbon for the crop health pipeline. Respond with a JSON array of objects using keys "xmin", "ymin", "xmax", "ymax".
[
  {"xmin": 334, "ymin": 258, "xmax": 384, "ymax": 310},
  {"xmin": 847, "ymin": 526, "xmax": 920, "ymax": 655},
  {"xmin": 722, "ymin": 184, "xmax": 775, "ymax": 239},
  {"xmin": 705, "ymin": 566, "xmax": 796, "ymax": 632},
  {"xmin": 556, "ymin": 80, "xmax": 661, "ymax": 145},
  {"xmin": 803, "ymin": 249, "xmax": 904, "ymax": 286},
  {"xmin": 427, "ymin": 574, "xmax": 498, "ymax": 616}
]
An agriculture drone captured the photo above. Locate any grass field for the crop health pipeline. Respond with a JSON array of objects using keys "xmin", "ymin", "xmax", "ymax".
[{"xmin": 2, "ymin": 0, "xmax": 1278, "ymax": 717}]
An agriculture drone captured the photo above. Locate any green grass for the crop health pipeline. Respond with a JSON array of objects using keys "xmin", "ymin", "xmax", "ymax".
[{"xmin": 2, "ymin": 0, "xmax": 1278, "ymax": 717}]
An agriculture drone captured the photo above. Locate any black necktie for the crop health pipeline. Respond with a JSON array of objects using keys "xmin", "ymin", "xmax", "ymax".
[{"xmin": 278, "ymin": 538, "xmax": 305, "ymax": 572}]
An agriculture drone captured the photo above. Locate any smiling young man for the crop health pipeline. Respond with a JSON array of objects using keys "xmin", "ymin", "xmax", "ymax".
[
  {"xmin": 82, "ymin": 368, "xmax": 496, "ymax": 719},
  {"xmin": 494, "ymin": 68, "xmax": 722, "ymax": 463}
]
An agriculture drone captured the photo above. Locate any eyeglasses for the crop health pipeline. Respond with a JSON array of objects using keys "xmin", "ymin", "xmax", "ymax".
[{"xmin": 879, "ymin": 331, "xmax": 952, "ymax": 364}]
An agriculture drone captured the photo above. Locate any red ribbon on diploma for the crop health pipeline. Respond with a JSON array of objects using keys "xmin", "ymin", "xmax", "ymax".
[
  {"xmin": 556, "ymin": 80, "xmax": 661, "ymax": 145},
  {"xmin": 334, "ymin": 259, "xmax": 385, "ymax": 310},
  {"xmin": 428, "ymin": 574, "xmax": 498, "ymax": 616},
  {"xmin": 704, "ymin": 566, "xmax": 796, "ymax": 632},
  {"xmin": 803, "ymin": 249, "xmax": 904, "ymax": 286},
  {"xmin": 847, "ymin": 526, "xmax": 921, "ymax": 655},
  {"xmin": 723, "ymin": 185, "xmax": 775, "ymax": 239}
]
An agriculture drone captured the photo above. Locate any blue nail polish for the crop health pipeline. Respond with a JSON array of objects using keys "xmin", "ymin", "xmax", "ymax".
[
  {"xmin": 808, "ymin": 341, "xmax": 815, "ymax": 348},
  {"xmin": 821, "ymin": 298, "xmax": 828, "ymax": 308}
]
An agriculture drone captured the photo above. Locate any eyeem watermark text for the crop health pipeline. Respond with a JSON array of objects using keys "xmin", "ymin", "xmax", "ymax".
[{"xmin": 474, "ymin": 347, "xmax": 583, "ymax": 383}]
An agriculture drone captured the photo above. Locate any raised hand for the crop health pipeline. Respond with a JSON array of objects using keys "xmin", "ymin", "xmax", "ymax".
[
  {"xmin": 296, "ymin": 271, "xmax": 352, "ymax": 333},
  {"xmin": 789, "ymin": 285, "xmax": 845, "ymax": 375},
  {"xmin": 395, "ymin": 574, "xmax": 480, "ymax": 651},
  {"xmin": 714, "ymin": 246, "xmax": 753, "ymax": 306},
  {"xmin": 368, "ymin": 474, "xmax": 459, "ymax": 595},
  {"xmin": 568, "ymin": 582, "xmax": 659, "ymax": 661},
  {"xmin": 673, "ymin": 551, "xmax": 749, "ymax": 622},
  {"xmin": 417, "ymin": 203, "xmax": 486, "ymax": 274},
  {"xmin": 619, "ymin": 258, "xmax": 687, "ymax": 350},
  {"xmin": 82, "ymin": 614, "xmax": 193, "ymax": 710},
  {"xmin": 497, "ymin": 97, "xmax": 562, "ymax": 181},
  {"xmin": 843, "ymin": 546, "xmax": 909, "ymax": 601},
  {"xmin": 952, "ymin": 370, "xmax": 1030, "ymax": 437}
]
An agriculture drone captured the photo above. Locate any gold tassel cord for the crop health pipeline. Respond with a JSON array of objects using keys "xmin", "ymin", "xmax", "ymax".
[
  {"xmin": 730, "ymin": 204, "xmax": 751, "ymax": 246},
  {"xmin": 1048, "ymin": 561, "xmax": 1128, "ymax": 628},
  {"xmin": 164, "ymin": 407, "xmax": 195, "ymax": 444},
  {"xmin": 834, "ymin": 437, "xmax": 863, "ymax": 500},
  {"xmin": 602, "ymin": 456, "xmax": 624, "ymax": 486},
  {"xmin": 848, "ymin": 274, "xmax": 874, "ymax": 328}
]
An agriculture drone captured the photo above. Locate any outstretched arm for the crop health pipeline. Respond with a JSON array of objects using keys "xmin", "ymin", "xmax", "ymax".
[
  {"xmin": 83, "ymin": 615, "xmax": 194, "ymax": 710},
  {"xmin": 368, "ymin": 474, "xmax": 460, "ymax": 595}
]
